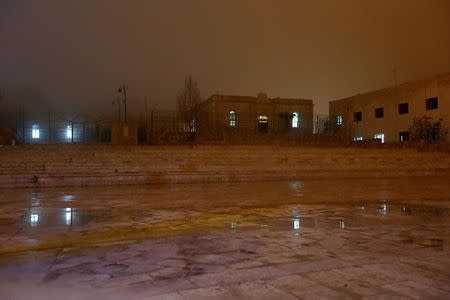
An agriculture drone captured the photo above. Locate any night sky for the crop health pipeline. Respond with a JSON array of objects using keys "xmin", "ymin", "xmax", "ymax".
[{"xmin": 1, "ymin": 0, "xmax": 450, "ymax": 116}]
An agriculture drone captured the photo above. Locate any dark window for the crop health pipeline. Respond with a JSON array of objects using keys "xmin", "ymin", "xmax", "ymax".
[
  {"xmin": 399, "ymin": 131, "xmax": 409, "ymax": 142},
  {"xmin": 375, "ymin": 107, "xmax": 384, "ymax": 118},
  {"xmin": 398, "ymin": 103, "xmax": 409, "ymax": 114},
  {"xmin": 354, "ymin": 112, "xmax": 362, "ymax": 122},
  {"xmin": 426, "ymin": 97, "xmax": 438, "ymax": 110}
]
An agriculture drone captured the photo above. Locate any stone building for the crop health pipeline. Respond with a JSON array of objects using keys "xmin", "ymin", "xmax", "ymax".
[
  {"xmin": 197, "ymin": 93, "xmax": 314, "ymax": 135},
  {"xmin": 329, "ymin": 73, "xmax": 450, "ymax": 143}
]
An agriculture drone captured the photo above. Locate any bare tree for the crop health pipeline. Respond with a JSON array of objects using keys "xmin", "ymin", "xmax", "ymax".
[{"xmin": 176, "ymin": 75, "xmax": 201, "ymax": 130}]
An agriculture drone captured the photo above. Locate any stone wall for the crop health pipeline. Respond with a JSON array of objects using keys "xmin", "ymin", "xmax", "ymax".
[{"xmin": 0, "ymin": 144, "xmax": 449, "ymax": 188}]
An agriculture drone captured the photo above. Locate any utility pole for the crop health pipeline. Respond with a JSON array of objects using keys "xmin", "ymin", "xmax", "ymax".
[
  {"xmin": 22, "ymin": 107, "xmax": 25, "ymax": 143},
  {"xmin": 144, "ymin": 96, "xmax": 148, "ymax": 144},
  {"xmin": 48, "ymin": 111, "xmax": 51, "ymax": 142},
  {"xmin": 117, "ymin": 96, "xmax": 122, "ymax": 122}
]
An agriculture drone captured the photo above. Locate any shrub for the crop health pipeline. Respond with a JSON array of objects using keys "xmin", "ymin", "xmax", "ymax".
[{"xmin": 408, "ymin": 116, "xmax": 448, "ymax": 142}]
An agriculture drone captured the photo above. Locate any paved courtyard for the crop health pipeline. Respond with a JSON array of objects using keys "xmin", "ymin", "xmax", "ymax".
[{"xmin": 0, "ymin": 177, "xmax": 449, "ymax": 299}]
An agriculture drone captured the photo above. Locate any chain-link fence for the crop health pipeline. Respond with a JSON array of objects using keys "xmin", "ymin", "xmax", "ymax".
[
  {"xmin": 147, "ymin": 111, "xmax": 341, "ymax": 144},
  {"xmin": 4, "ymin": 111, "xmax": 113, "ymax": 144},
  {"xmin": 2, "ymin": 110, "xmax": 343, "ymax": 145}
]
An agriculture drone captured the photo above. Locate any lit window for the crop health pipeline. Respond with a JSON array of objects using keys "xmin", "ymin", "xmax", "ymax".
[
  {"xmin": 32, "ymin": 124, "xmax": 40, "ymax": 139},
  {"xmin": 399, "ymin": 131, "xmax": 409, "ymax": 142},
  {"xmin": 65, "ymin": 207, "xmax": 72, "ymax": 225},
  {"xmin": 353, "ymin": 136, "xmax": 363, "ymax": 141},
  {"xmin": 336, "ymin": 115, "xmax": 343, "ymax": 126},
  {"xmin": 292, "ymin": 112, "xmax": 299, "ymax": 128},
  {"xmin": 189, "ymin": 120, "xmax": 196, "ymax": 132},
  {"xmin": 66, "ymin": 125, "xmax": 72, "ymax": 139},
  {"xmin": 229, "ymin": 111, "xmax": 236, "ymax": 127},
  {"xmin": 374, "ymin": 133, "xmax": 385, "ymax": 143}
]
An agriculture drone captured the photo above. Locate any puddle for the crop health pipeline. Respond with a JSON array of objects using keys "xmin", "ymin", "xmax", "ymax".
[
  {"xmin": 0, "ymin": 177, "xmax": 448, "ymax": 254},
  {"xmin": 23, "ymin": 208, "xmax": 113, "ymax": 229}
]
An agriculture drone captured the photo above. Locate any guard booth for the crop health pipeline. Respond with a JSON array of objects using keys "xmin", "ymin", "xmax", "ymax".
[{"xmin": 111, "ymin": 121, "xmax": 138, "ymax": 145}]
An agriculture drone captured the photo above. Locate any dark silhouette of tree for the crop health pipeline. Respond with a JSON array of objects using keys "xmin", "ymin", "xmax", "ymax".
[
  {"xmin": 408, "ymin": 116, "xmax": 448, "ymax": 142},
  {"xmin": 176, "ymin": 75, "xmax": 201, "ymax": 132}
]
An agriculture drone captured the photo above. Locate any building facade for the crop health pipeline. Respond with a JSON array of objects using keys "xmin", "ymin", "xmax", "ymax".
[
  {"xmin": 198, "ymin": 93, "xmax": 314, "ymax": 135},
  {"xmin": 329, "ymin": 73, "xmax": 450, "ymax": 143}
]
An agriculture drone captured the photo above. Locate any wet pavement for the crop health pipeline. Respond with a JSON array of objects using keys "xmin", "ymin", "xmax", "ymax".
[{"xmin": 0, "ymin": 177, "xmax": 449, "ymax": 299}]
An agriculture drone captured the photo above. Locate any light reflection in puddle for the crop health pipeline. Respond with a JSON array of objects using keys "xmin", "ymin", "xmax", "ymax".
[
  {"xmin": 356, "ymin": 204, "xmax": 366, "ymax": 211},
  {"xmin": 30, "ymin": 212, "xmax": 39, "ymax": 227},
  {"xmin": 378, "ymin": 203, "xmax": 388, "ymax": 215},
  {"xmin": 230, "ymin": 221, "xmax": 237, "ymax": 233},
  {"xmin": 292, "ymin": 217, "xmax": 301, "ymax": 230},
  {"xmin": 61, "ymin": 194, "xmax": 75, "ymax": 202},
  {"xmin": 289, "ymin": 181, "xmax": 304, "ymax": 197},
  {"xmin": 339, "ymin": 219, "xmax": 345, "ymax": 229},
  {"xmin": 24, "ymin": 208, "xmax": 111, "ymax": 230}
]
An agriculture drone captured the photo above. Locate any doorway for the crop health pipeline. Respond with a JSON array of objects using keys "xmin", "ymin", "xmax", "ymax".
[{"xmin": 258, "ymin": 116, "xmax": 269, "ymax": 134}]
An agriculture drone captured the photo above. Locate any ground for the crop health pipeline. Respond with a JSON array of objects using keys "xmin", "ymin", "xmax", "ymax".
[{"xmin": 0, "ymin": 177, "xmax": 449, "ymax": 299}]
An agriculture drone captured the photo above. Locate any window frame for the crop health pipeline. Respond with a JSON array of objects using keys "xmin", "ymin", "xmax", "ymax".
[
  {"xmin": 374, "ymin": 133, "xmax": 385, "ymax": 143},
  {"xmin": 31, "ymin": 124, "xmax": 40, "ymax": 139},
  {"xmin": 425, "ymin": 97, "xmax": 438, "ymax": 110},
  {"xmin": 336, "ymin": 115, "xmax": 343, "ymax": 126},
  {"xmin": 374, "ymin": 107, "xmax": 384, "ymax": 119},
  {"xmin": 291, "ymin": 112, "xmax": 299, "ymax": 128},
  {"xmin": 399, "ymin": 131, "xmax": 409, "ymax": 142},
  {"xmin": 398, "ymin": 102, "xmax": 409, "ymax": 115},
  {"xmin": 229, "ymin": 110, "xmax": 236, "ymax": 127}
]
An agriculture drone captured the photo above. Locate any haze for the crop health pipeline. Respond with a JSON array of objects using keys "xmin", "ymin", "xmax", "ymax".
[{"xmin": 1, "ymin": 0, "xmax": 450, "ymax": 116}]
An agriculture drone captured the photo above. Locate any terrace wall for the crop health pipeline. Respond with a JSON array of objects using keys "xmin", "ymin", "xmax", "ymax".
[{"xmin": 0, "ymin": 144, "xmax": 449, "ymax": 188}]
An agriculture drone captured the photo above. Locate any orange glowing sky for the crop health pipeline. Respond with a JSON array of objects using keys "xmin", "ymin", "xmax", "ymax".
[{"xmin": 1, "ymin": 0, "xmax": 450, "ymax": 116}]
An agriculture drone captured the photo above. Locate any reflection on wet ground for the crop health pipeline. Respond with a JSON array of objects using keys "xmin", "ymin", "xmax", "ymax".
[{"xmin": 0, "ymin": 177, "xmax": 449, "ymax": 299}]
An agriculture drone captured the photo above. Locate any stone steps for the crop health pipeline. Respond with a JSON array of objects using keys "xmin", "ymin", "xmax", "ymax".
[{"xmin": 0, "ymin": 145, "xmax": 449, "ymax": 188}]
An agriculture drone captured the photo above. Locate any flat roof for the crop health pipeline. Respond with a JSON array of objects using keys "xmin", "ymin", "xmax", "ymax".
[{"xmin": 330, "ymin": 72, "xmax": 450, "ymax": 104}]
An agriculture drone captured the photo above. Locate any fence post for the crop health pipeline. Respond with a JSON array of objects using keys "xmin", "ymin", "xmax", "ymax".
[
  {"xmin": 82, "ymin": 122, "xmax": 86, "ymax": 143},
  {"xmin": 48, "ymin": 111, "xmax": 51, "ymax": 142},
  {"xmin": 22, "ymin": 107, "xmax": 25, "ymax": 144}
]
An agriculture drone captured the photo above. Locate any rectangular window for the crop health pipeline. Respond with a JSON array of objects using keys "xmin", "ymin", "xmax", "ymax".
[
  {"xmin": 374, "ymin": 133, "xmax": 385, "ymax": 143},
  {"xmin": 32, "ymin": 124, "xmax": 40, "ymax": 139},
  {"xmin": 352, "ymin": 136, "xmax": 363, "ymax": 141},
  {"xmin": 336, "ymin": 115, "xmax": 343, "ymax": 126},
  {"xmin": 398, "ymin": 103, "xmax": 409, "ymax": 114},
  {"xmin": 399, "ymin": 131, "xmax": 409, "ymax": 142},
  {"xmin": 353, "ymin": 112, "xmax": 362, "ymax": 122},
  {"xmin": 375, "ymin": 107, "xmax": 384, "ymax": 118},
  {"xmin": 426, "ymin": 97, "xmax": 438, "ymax": 110}
]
